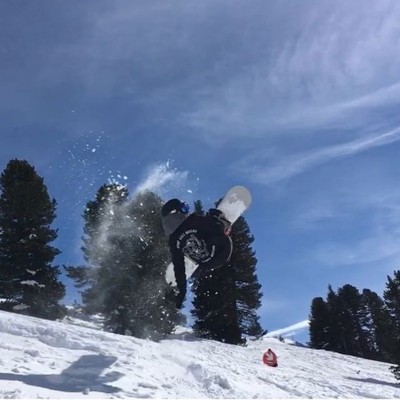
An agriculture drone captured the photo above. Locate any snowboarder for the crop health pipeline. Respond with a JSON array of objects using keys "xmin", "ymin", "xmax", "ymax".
[{"xmin": 161, "ymin": 199, "xmax": 233, "ymax": 309}]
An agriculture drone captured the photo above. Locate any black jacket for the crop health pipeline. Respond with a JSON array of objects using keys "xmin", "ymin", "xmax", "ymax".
[{"xmin": 164, "ymin": 213, "xmax": 233, "ymax": 297}]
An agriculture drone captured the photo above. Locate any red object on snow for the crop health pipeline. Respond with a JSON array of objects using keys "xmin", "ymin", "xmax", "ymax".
[{"xmin": 262, "ymin": 348, "xmax": 278, "ymax": 367}]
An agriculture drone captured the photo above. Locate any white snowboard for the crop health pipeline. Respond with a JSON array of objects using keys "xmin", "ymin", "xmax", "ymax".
[
  {"xmin": 217, "ymin": 185, "xmax": 252, "ymax": 224},
  {"xmin": 165, "ymin": 186, "xmax": 252, "ymax": 286}
]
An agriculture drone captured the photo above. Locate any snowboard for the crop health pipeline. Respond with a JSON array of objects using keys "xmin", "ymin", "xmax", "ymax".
[{"xmin": 165, "ymin": 186, "xmax": 252, "ymax": 286}]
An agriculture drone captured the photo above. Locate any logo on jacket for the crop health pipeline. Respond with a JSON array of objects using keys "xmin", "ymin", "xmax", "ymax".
[{"xmin": 182, "ymin": 234, "xmax": 210, "ymax": 262}]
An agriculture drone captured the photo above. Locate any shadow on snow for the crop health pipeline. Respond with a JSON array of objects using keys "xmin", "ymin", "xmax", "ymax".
[
  {"xmin": 347, "ymin": 376, "xmax": 400, "ymax": 389},
  {"xmin": 0, "ymin": 354, "xmax": 122, "ymax": 393}
]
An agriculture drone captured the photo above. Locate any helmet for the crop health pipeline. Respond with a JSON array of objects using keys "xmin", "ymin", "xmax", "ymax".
[{"xmin": 161, "ymin": 199, "xmax": 190, "ymax": 217}]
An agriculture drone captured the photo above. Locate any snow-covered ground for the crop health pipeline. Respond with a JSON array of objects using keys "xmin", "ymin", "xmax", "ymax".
[{"xmin": 0, "ymin": 310, "xmax": 399, "ymax": 399}]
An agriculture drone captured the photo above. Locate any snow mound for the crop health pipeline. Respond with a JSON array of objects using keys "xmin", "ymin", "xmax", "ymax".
[{"xmin": 0, "ymin": 310, "xmax": 398, "ymax": 398}]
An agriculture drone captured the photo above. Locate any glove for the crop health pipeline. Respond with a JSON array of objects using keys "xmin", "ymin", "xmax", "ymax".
[
  {"xmin": 208, "ymin": 208, "xmax": 224, "ymax": 218},
  {"xmin": 175, "ymin": 290, "xmax": 186, "ymax": 309}
]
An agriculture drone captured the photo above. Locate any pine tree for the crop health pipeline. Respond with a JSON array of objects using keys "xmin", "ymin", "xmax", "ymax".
[
  {"xmin": 325, "ymin": 285, "xmax": 344, "ymax": 352},
  {"xmin": 0, "ymin": 159, "xmax": 65, "ymax": 319},
  {"xmin": 65, "ymin": 183, "xmax": 130, "ymax": 315},
  {"xmin": 383, "ymin": 270, "xmax": 400, "ymax": 379},
  {"xmin": 67, "ymin": 185, "xmax": 179, "ymax": 339},
  {"xmin": 230, "ymin": 216, "xmax": 263, "ymax": 337},
  {"xmin": 193, "ymin": 200, "xmax": 205, "ymax": 216},
  {"xmin": 315, "ymin": 283, "xmax": 396, "ymax": 365},
  {"xmin": 309, "ymin": 297, "xmax": 330, "ymax": 349},
  {"xmin": 337, "ymin": 284, "xmax": 369, "ymax": 358},
  {"xmin": 191, "ymin": 202, "xmax": 263, "ymax": 344},
  {"xmin": 360, "ymin": 289, "xmax": 391, "ymax": 361},
  {"xmin": 193, "ymin": 264, "xmax": 243, "ymax": 344}
]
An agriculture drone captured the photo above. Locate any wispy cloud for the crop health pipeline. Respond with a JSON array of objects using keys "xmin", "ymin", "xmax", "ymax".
[
  {"xmin": 290, "ymin": 206, "xmax": 338, "ymax": 231},
  {"xmin": 313, "ymin": 233, "xmax": 400, "ymax": 268},
  {"xmin": 184, "ymin": 1, "xmax": 400, "ymax": 141},
  {"xmin": 237, "ymin": 126, "xmax": 400, "ymax": 185},
  {"xmin": 2, "ymin": 1, "xmax": 400, "ymax": 147},
  {"xmin": 284, "ymin": 166, "xmax": 400, "ymax": 273}
]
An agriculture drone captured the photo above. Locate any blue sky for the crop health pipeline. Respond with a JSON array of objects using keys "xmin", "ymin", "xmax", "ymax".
[{"xmin": 1, "ymin": 0, "xmax": 400, "ymax": 340}]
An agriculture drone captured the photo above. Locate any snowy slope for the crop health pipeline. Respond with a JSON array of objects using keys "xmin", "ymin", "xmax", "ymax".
[{"xmin": 0, "ymin": 310, "xmax": 399, "ymax": 399}]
